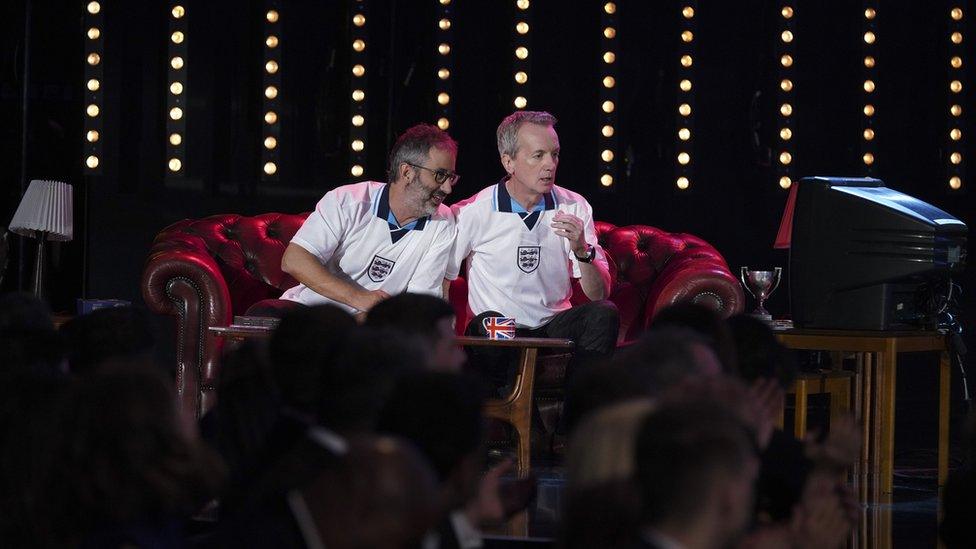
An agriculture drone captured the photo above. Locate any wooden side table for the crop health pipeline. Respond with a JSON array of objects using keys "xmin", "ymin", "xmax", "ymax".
[
  {"xmin": 457, "ymin": 336, "xmax": 574, "ymax": 479},
  {"xmin": 775, "ymin": 329, "xmax": 951, "ymax": 499}
]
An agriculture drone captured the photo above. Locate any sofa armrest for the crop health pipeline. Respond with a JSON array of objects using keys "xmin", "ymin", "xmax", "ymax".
[
  {"xmin": 142, "ymin": 245, "xmax": 232, "ymax": 419},
  {"xmin": 643, "ymin": 252, "xmax": 745, "ymax": 329}
]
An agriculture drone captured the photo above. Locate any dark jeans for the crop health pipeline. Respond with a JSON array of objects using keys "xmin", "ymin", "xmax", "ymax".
[
  {"xmin": 464, "ymin": 300, "xmax": 620, "ymax": 390},
  {"xmin": 245, "ymin": 299, "xmax": 307, "ymax": 319}
]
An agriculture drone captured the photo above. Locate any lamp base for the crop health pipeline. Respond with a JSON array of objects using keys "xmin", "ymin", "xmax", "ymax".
[{"xmin": 30, "ymin": 235, "xmax": 47, "ymax": 303}]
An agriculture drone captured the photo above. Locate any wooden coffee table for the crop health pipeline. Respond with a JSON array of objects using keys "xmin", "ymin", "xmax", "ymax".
[{"xmin": 457, "ymin": 336, "xmax": 574, "ymax": 478}]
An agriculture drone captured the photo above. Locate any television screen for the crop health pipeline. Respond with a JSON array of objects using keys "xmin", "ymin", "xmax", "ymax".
[{"xmin": 789, "ymin": 177, "xmax": 967, "ymax": 330}]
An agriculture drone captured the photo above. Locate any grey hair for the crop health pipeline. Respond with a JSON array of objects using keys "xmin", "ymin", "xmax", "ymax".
[
  {"xmin": 386, "ymin": 124, "xmax": 458, "ymax": 183},
  {"xmin": 496, "ymin": 111, "xmax": 557, "ymax": 158}
]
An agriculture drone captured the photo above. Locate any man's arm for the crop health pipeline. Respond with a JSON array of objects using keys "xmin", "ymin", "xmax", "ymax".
[
  {"xmin": 551, "ymin": 211, "xmax": 611, "ymax": 301},
  {"xmin": 575, "ymin": 251, "xmax": 611, "ymax": 300},
  {"xmin": 281, "ymin": 243, "xmax": 389, "ymax": 312}
]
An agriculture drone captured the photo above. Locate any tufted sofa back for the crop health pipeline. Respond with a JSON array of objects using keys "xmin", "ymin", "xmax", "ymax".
[
  {"xmin": 143, "ymin": 213, "xmax": 742, "ymax": 418},
  {"xmin": 147, "ymin": 213, "xmax": 309, "ymax": 315}
]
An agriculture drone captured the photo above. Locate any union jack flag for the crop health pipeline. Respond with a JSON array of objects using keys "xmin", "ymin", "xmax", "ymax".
[{"xmin": 483, "ymin": 316, "xmax": 516, "ymax": 340}]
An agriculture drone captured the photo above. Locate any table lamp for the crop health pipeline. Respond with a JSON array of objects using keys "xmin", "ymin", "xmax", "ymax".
[{"xmin": 8, "ymin": 179, "xmax": 73, "ymax": 301}]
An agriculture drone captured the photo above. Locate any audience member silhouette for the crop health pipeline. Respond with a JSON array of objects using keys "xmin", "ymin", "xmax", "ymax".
[
  {"xmin": 60, "ymin": 305, "xmax": 157, "ymax": 375},
  {"xmin": 0, "ymin": 370, "xmax": 71, "ymax": 547},
  {"xmin": 299, "ymin": 435, "xmax": 442, "ymax": 549},
  {"xmin": 0, "ymin": 291, "xmax": 63, "ymax": 375},
  {"xmin": 650, "ymin": 302, "xmax": 738, "ymax": 374},
  {"xmin": 54, "ymin": 364, "xmax": 224, "ymax": 548},
  {"xmin": 376, "ymin": 371, "xmax": 495, "ymax": 548},
  {"xmin": 560, "ymin": 399, "xmax": 655, "ymax": 549},
  {"xmin": 941, "ymin": 409, "xmax": 976, "ymax": 549},
  {"xmin": 633, "ymin": 401, "xmax": 759, "ymax": 549},
  {"xmin": 366, "ymin": 292, "xmax": 466, "ymax": 371}
]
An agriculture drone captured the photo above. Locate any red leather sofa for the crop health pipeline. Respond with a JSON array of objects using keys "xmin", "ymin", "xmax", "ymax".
[{"xmin": 142, "ymin": 213, "xmax": 744, "ymax": 419}]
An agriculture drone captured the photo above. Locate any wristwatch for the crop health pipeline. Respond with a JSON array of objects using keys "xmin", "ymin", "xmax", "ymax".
[{"xmin": 574, "ymin": 243, "xmax": 596, "ymax": 263}]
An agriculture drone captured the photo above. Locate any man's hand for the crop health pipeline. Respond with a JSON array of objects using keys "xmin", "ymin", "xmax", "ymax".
[
  {"xmin": 804, "ymin": 414, "xmax": 860, "ymax": 473},
  {"xmin": 464, "ymin": 458, "xmax": 513, "ymax": 527},
  {"xmin": 748, "ymin": 377, "xmax": 785, "ymax": 451},
  {"xmin": 551, "ymin": 211, "xmax": 587, "ymax": 255},
  {"xmin": 789, "ymin": 471, "xmax": 855, "ymax": 549},
  {"xmin": 551, "ymin": 210, "xmax": 610, "ymax": 300},
  {"xmin": 355, "ymin": 288, "xmax": 391, "ymax": 312}
]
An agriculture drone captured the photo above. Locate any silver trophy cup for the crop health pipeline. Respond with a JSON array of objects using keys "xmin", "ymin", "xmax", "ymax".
[{"xmin": 740, "ymin": 266, "xmax": 782, "ymax": 322}]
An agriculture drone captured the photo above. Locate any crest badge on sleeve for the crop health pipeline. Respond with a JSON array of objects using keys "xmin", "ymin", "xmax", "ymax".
[
  {"xmin": 368, "ymin": 254, "xmax": 396, "ymax": 282},
  {"xmin": 517, "ymin": 246, "xmax": 541, "ymax": 274}
]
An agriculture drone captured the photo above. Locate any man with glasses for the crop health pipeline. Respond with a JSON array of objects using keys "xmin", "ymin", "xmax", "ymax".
[
  {"xmin": 279, "ymin": 123, "xmax": 459, "ymax": 316},
  {"xmin": 448, "ymin": 111, "xmax": 618, "ymax": 389}
]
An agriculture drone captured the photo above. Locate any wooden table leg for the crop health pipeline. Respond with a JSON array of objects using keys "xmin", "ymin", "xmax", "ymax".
[
  {"xmin": 511, "ymin": 348, "xmax": 537, "ymax": 479},
  {"xmin": 879, "ymin": 341, "xmax": 898, "ymax": 496},
  {"xmin": 853, "ymin": 352, "xmax": 864, "ymax": 502},
  {"xmin": 794, "ymin": 377, "xmax": 809, "ymax": 439},
  {"xmin": 871, "ymin": 351, "xmax": 884, "ymax": 502},
  {"xmin": 939, "ymin": 349, "xmax": 951, "ymax": 490},
  {"xmin": 876, "ymin": 494, "xmax": 893, "ymax": 549},
  {"xmin": 861, "ymin": 352, "xmax": 872, "ymax": 502},
  {"xmin": 483, "ymin": 347, "xmax": 538, "ymax": 479},
  {"xmin": 825, "ymin": 374, "xmax": 852, "ymax": 425},
  {"xmin": 507, "ymin": 510, "xmax": 529, "ymax": 537}
]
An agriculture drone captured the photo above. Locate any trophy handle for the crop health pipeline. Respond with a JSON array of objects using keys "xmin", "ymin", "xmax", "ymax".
[
  {"xmin": 740, "ymin": 266, "xmax": 756, "ymax": 299},
  {"xmin": 770, "ymin": 266, "xmax": 782, "ymax": 295}
]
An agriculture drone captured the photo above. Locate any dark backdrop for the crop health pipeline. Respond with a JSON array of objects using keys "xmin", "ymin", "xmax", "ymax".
[{"xmin": 1, "ymin": 2, "xmax": 974, "ymax": 434}]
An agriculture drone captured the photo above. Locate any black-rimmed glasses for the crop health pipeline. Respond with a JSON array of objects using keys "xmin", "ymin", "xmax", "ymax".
[{"xmin": 407, "ymin": 163, "xmax": 461, "ymax": 185}]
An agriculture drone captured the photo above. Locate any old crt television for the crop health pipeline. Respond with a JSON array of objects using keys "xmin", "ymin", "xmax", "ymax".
[{"xmin": 790, "ymin": 177, "xmax": 967, "ymax": 330}]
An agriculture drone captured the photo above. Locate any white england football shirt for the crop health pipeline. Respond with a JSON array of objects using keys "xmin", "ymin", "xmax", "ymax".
[
  {"xmin": 281, "ymin": 181, "xmax": 456, "ymax": 313},
  {"xmin": 448, "ymin": 181, "xmax": 608, "ymax": 329}
]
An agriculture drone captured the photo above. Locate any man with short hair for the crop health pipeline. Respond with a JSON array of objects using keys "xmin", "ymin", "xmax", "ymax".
[
  {"xmin": 279, "ymin": 124, "xmax": 460, "ymax": 315},
  {"xmin": 448, "ymin": 111, "xmax": 618, "ymax": 386},
  {"xmin": 633, "ymin": 403, "xmax": 760, "ymax": 549}
]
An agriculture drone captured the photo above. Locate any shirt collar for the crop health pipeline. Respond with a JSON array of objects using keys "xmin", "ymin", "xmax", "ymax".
[
  {"xmin": 374, "ymin": 183, "xmax": 429, "ymax": 240},
  {"xmin": 493, "ymin": 176, "xmax": 556, "ymax": 213}
]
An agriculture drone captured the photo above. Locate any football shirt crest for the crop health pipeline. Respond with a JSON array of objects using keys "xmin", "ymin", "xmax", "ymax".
[
  {"xmin": 368, "ymin": 254, "xmax": 396, "ymax": 282},
  {"xmin": 517, "ymin": 246, "xmax": 541, "ymax": 273}
]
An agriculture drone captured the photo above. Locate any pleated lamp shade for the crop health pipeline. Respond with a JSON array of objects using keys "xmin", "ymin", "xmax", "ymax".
[{"xmin": 8, "ymin": 180, "xmax": 73, "ymax": 241}]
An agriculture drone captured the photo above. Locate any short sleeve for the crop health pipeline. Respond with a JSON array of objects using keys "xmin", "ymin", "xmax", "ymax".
[
  {"xmin": 446, "ymin": 203, "xmax": 475, "ymax": 280},
  {"xmin": 290, "ymin": 191, "xmax": 344, "ymax": 263}
]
